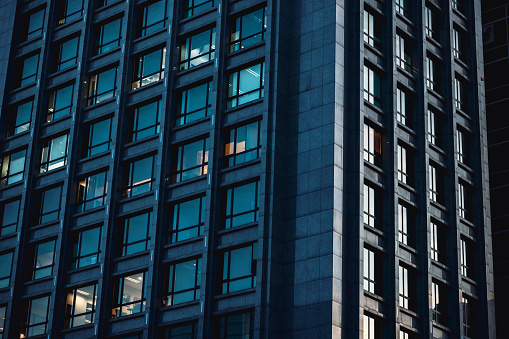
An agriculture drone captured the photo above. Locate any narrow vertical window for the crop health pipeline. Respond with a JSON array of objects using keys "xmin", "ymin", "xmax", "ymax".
[
  {"xmin": 364, "ymin": 10, "xmax": 381, "ymax": 50},
  {"xmin": 457, "ymin": 128, "xmax": 470, "ymax": 166},
  {"xmin": 0, "ymin": 252, "xmax": 13, "ymax": 288},
  {"xmin": 396, "ymin": 33, "xmax": 412, "ymax": 72},
  {"xmin": 397, "ymin": 144, "xmax": 408, "ymax": 184},
  {"xmin": 363, "ymin": 247, "xmax": 380, "ymax": 295},
  {"xmin": 432, "ymin": 281, "xmax": 447, "ymax": 325},
  {"xmin": 138, "ymin": 0, "xmax": 169, "ymax": 36},
  {"xmin": 460, "ymin": 237, "xmax": 474, "ymax": 278},
  {"xmin": 395, "ymin": 0, "xmax": 410, "ymax": 18},
  {"xmin": 25, "ymin": 8, "xmax": 45, "ymax": 41},
  {"xmin": 363, "ymin": 124, "xmax": 382, "ymax": 167},
  {"xmin": 430, "ymin": 220, "xmax": 446, "ymax": 264},
  {"xmin": 363, "ymin": 313, "xmax": 382, "ymax": 339},
  {"xmin": 454, "ymin": 77, "xmax": 467, "ymax": 113},
  {"xmin": 398, "ymin": 203, "xmax": 409, "ymax": 245},
  {"xmin": 461, "ymin": 295, "xmax": 476, "ymax": 338},
  {"xmin": 396, "ymin": 88, "xmax": 409, "ymax": 126},
  {"xmin": 425, "ymin": 7, "xmax": 437, "ymax": 40},
  {"xmin": 363, "ymin": 183, "xmax": 381, "ymax": 229},
  {"xmin": 363, "ymin": 65, "xmax": 381, "ymax": 108},
  {"xmin": 37, "ymin": 186, "xmax": 62, "ymax": 225}
]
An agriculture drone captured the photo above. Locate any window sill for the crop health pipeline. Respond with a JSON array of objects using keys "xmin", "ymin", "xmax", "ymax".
[
  {"xmin": 228, "ymin": 41, "xmax": 266, "ymax": 57},
  {"xmin": 426, "ymin": 35, "xmax": 442, "ymax": 50},
  {"xmin": 31, "ymin": 219, "xmax": 61, "ymax": 232},
  {"xmin": 0, "ymin": 231, "xmax": 17, "ymax": 241},
  {"xmin": 364, "ymin": 42, "xmax": 383, "ymax": 58},
  {"xmin": 83, "ymin": 97, "xmax": 117, "ymax": 112},
  {"xmin": 214, "ymin": 287, "xmax": 256, "ymax": 300},
  {"xmin": 428, "ymin": 143, "xmax": 445, "ymax": 156},
  {"xmin": 72, "ymin": 205, "xmax": 106, "ymax": 218},
  {"xmin": 79, "ymin": 149, "xmax": 111, "ymax": 163},
  {"xmin": 94, "ymin": 0, "xmax": 123, "ymax": 13},
  {"xmin": 167, "ymin": 175, "xmax": 207, "ymax": 189},
  {"xmin": 399, "ymin": 307, "xmax": 419, "ymax": 318},
  {"xmin": 458, "ymin": 162, "xmax": 473, "ymax": 174},
  {"xmin": 43, "ymin": 113, "xmax": 72, "ymax": 127},
  {"xmin": 109, "ymin": 311, "xmax": 145, "ymax": 323},
  {"xmin": 24, "ymin": 275, "xmax": 53, "ymax": 287},
  {"xmin": 430, "ymin": 200, "xmax": 446, "ymax": 213},
  {"xmin": 364, "ymin": 290, "xmax": 385, "ymax": 303},
  {"xmin": 364, "ymin": 224, "xmax": 385, "ymax": 239},
  {"xmin": 119, "ymin": 190, "xmax": 154, "ymax": 204},
  {"xmin": 179, "ymin": 6, "xmax": 217, "ymax": 24},
  {"xmin": 363, "ymin": 100, "xmax": 383, "ymax": 115},
  {"xmin": 395, "ymin": 11, "xmax": 414, "ymax": 28},
  {"xmin": 454, "ymin": 56, "xmax": 469, "ymax": 70},
  {"xmin": 60, "ymin": 323, "xmax": 94, "ymax": 334},
  {"xmin": 160, "ymin": 299, "xmax": 199, "ymax": 311},
  {"xmin": 364, "ymin": 160, "xmax": 384, "ymax": 175},
  {"xmin": 48, "ymin": 64, "xmax": 78, "ymax": 79},
  {"xmin": 431, "ymin": 259, "xmax": 448, "ymax": 271},
  {"xmin": 396, "ymin": 64, "xmax": 416, "ymax": 79},
  {"xmin": 432, "ymin": 321, "xmax": 451, "ymax": 333},
  {"xmin": 2, "ymin": 130, "xmax": 30, "ymax": 143},
  {"xmin": 177, "ymin": 59, "xmax": 214, "ymax": 76},
  {"xmin": 36, "ymin": 165, "xmax": 67, "ymax": 178},
  {"xmin": 217, "ymin": 221, "xmax": 258, "ymax": 236},
  {"xmin": 225, "ymin": 97, "xmax": 264, "ymax": 114},
  {"xmin": 124, "ymin": 133, "xmax": 160, "ymax": 149},
  {"xmin": 398, "ymin": 181, "xmax": 416, "ymax": 194},
  {"xmin": 461, "ymin": 275, "xmax": 478, "ymax": 287},
  {"xmin": 0, "ymin": 180, "xmax": 24, "ymax": 192},
  {"xmin": 456, "ymin": 108, "xmax": 471, "ymax": 121},
  {"xmin": 172, "ymin": 116, "xmax": 211, "ymax": 132},
  {"xmin": 427, "ymin": 88, "xmax": 444, "ymax": 101},
  {"xmin": 221, "ymin": 158, "xmax": 261, "ymax": 174},
  {"xmin": 133, "ymin": 27, "xmax": 168, "ymax": 43},
  {"xmin": 67, "ymin": 263, "xmax": 101, "ymax": 275},
  {"xmin": 130, "ymin": 78, "xmax": 164, "ymax": 94},
  {"xmin": 398, "ymin": 242, "xmax": 417, "ymax": 256},
  {"xmin": 164, "ymin": 236, "xmax": 204, "ymax": 250},
  {"xmin": 53, "ymin": 17, "xmax": 83, "ymax": 31},
  {"xmin": 10, "ymin": 81, "xmax": 36, "ymax": 95},
  {"xmin": 89, "ymin": 47, "xmax": 121, "ymax": 62},
  {"xmin": 113, "ymin": 249, "xmax": 150, "ymax": 263},
  {"xmin": 459, "ymin": 217, "xmax": 475, "ymax": 229},
  {"xmin": 16, "ymin": 35, "xmax": 43, "ymax": 49},
  {"xmin": 396, "ymin": 121, "xmax": 415, "ymax": 136}
]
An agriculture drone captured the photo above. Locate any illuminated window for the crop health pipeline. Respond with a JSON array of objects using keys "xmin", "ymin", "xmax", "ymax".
[
  {"xmin": 132, "ymin": 48, "xmax": 166, "ymax": 90},
  {"xmin": 225, "ymin": 121, "xmax": 261, "ymax": 167},
  {"xmin": 230, "ymin": 8, "xmax": 266, "ymax": 52},
  {"xmin": 0, "ymin": 149, "xmax": 27, "ymax": 187},
  {"xmin": 112, "ymin": 272, "xmax": 146, "ymax": 317},
  {"xmin": 364, "ymin": 183, "xmax": 382, "ymax": 229},
  {"xmin": 21, "ymin": 296, "xmax": 50, "ymax": 337},
  {"xmin": 180, "ymin": 29, "xmax": 215, "ymax": 70},
  {"xmin": 227, "ymin": 63, "xmax": 265, "ymax": 108},
  {"xmin": 363, "ymin": 247, "xmax": 382, "ymax": 295},
  {"xmin": 364, "ymin": 123, "xmax": 382, "ymax": 167},
  {"xmin": 40, "ymin": 134, "xmax": 69, "ymax": 173},
  {"xmin": 64, "ymin": 284, "xmax": 97, "ymax": 328},
  {"xmin": 364, "ymin": 9, "xmax": 381, "ymax": 50}
]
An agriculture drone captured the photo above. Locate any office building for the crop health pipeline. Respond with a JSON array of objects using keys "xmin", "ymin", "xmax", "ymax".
[{"xmin": 0, "ymin": 0, "xmax": 495, "ymax": 338}]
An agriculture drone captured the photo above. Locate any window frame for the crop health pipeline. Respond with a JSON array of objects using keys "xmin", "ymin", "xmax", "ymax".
[
  {"xmin": 363, "ymin": 183, "xmax": 382, "ymax": 229},
  {"xmin": 363, "ymin": 65, "xmax": 381, "ymax": 108},
  {"xmin": 64, "ymin": 283, "xmax": 98, "ymax": 328},
  {"xmin": 454, "ymin": 76, "xmax": 467, "ymax": 113},
  {"xmin": 396, "ymin": 33, "xmax": 412, "ymax": 72},
  {"xmin": 138, "ymin": 0, "xmax": 169, "ymax": 37},
  {"xmin": 84, "ymin": 117, "xmax": 113, "ymax": 157},
  {"xmin": 94, "ymin": 17, "xmax": 123, "ymax": 55},
  {"xmin": 172, "ymin": 138, "xmax": 209, "ymax": 183},
  {"xmin": 163, "ymin": 257, "xmax": 202, "ymax": 306},
  {"xmin": 122, "ymin": 156, "xmax": 156, "ymax": 198},
  {"xmin": 47, "ymin": 83, "xmax": 74, "ymax": 122},
  {"xmin": 224, "ymin": 120, "xmax": 261, "ymax": 167},
  {"xmin": 395, "ymin": 0, "xmax": 410, "ymax": 19},
  {"xmin": 227, "ymin": 62, "xmax": 265, "ymax": 108},
  {"xmin": 0, "ymin": 149, "xmax": 27, "ymax": 187},
  {"xmin": 176, "ymin": 81, "xmax": 212, "ymax": 126},
  {"xmin": 0, "ymin": 251, "xmax": 14, "ymax": 289},
  {"xmin": 55, "ymin": 35, "xmax": 80, "ymax": 71},
  {"xmin": 7, "ymin": 99, "xmax": 32, "ymax": 137},
  {"xmin": 183, "ymin": 0, "xmax": 216, "ymax": 19},
  {"xmin": 31, "ymin": 239, "xmax": 56, "ymax": 280},
  {"xmin": 425, "ymin": 6, "xmax": 437, "ymax": 40},
  {"xmin": 1, "ymin": 198, "xmax": 20, "ymax": 236},
  {"xmin": 18, "ymin": 53, "xmax": 39, "ymax": 88},
  {"xmin": 223, "ymin": 180, "xmax": 259, "ymax": 229},
  {"xmin": 132, "ymin": 47, "xmax": 166, "ymax": 90},
  {"xmin": 432, "ymin": 280, "xmax": 447, "ymax": 325},
  {"xmin": 40, "ymin": 134, "xmax": 69, "ymax": 173},
  {"xmin": 217, "ymin": 311, "xmax": 254, "ymax": 339},
  {"xmin": 168, "ymin": 195, "xmax": 206, "ymax": 243},
  {"xmin": 162, "ymin": 322, "xmax": 199, "ymax": 339},
  {"xmin": 25, "ymin": 8, "xmax": 45, "ymax": 41},
  {"xmin": 76, "ymin": 170, "xmax": 108, "ymax": 213},
  {"xmin": 364, "ymin": 9, "xmax": 381, "ymax": 50},
  {"xmin": 128, "ymin": 100, "xmax": 161, "ymax": 142},
  {"xmin": 37, "ymin": 185, "xmax": 62, "ymax": 225},
  {"xmin": 221, "ymin": 243, "xmax": 257, "ymax": 294},
  {"xmin": 87, "ymin": 66, "xmax": 118, "ymax": 107},
  {"xmin": 120, "ymin": 212, "xmax": 152, "ymax": 256},
  {"xmin": 179, "ymin": 28, "xmax": 216, "ymax": 70},
  {"xmin": 112, "ymin": 272, "xmax": 147, "ymax": 318},
  {"xmin": 430, "ymin": 220, "xmax": 446, "ymax": 264},
  {"xmin": 21, "ymin": 295, "xmax": 50, "ymax": 337},
  {"xmin": 58, "ymin": 0, "xmax": 83, "ymax": 25},
  {"xmin": 230, "ymin": 7, "xmax": 267, "ymax": 52},
  {"xmin": 71, "ymin": 226, "xmax": 102, "ymax": 270},
  {"xmin": 364, "ymin": 123, "xmax": 382, "ymax": 167}
]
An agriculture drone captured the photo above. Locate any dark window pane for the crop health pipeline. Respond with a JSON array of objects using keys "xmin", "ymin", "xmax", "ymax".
[
  {"xmin": 0, "ymin": 252, "xmax": 13, "ymax": 288},
  {"xmin": 94, "ymin": 18, "xmax": 122, "ymax": 55},
  {"xmin": 139, "ymin": 0, "xmax": 169, "ymax": 36},
  {"xmin": 47, "ymin": 84, "xmax": 74, "ymax": 122},
  {"xmin": 39, "ymin": 186, "xmax": 62, "ymax": 224},
  {"xmin": 129, "ymin": 100, "xmax": 161, "ymax": 142},
  {"xmin": 218, "ymin": 312, "xmax": 253, "ymax": 339},
  {"xmin": 27, "ymin": 9, "xmax": 45, "ymax": 40},
  {"xmin": 121, "ymin": 212, "xmax": 151, "ymax": 256},
  {"xmin": 230, "ymin": 8, "xmax": 266, "ymax": 52},
  {"xmin": 58, "ymin": 36, "xmax": 79, "ymax": 71},
  {"xmin": 172, "ymin": 139, "xmax": 208, "ymax": 183},
  {"xmin": 183, "ymin": 0, "xmax": 216, "ymax": 19},
  {"xmin": 176, "ymin": 82, "xmax": 211, "ymax": 126},
  {"xmin": 1, "ymin": 199, "xmax": 20, "ymax": 236},
  {"xmin": 123, "ymin": 156, "xmax": 154, "ymax": 198},
  {"xmin": 20, "ymin": 54, "xmax": 39, "ymax": 87},
  {"xmin": 86, "ymin": 118, "xmax": 112, "ymax": 157},
  {"xmin": 33, "ymin": 240, "xmax": 55, "ymax": 280}
]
